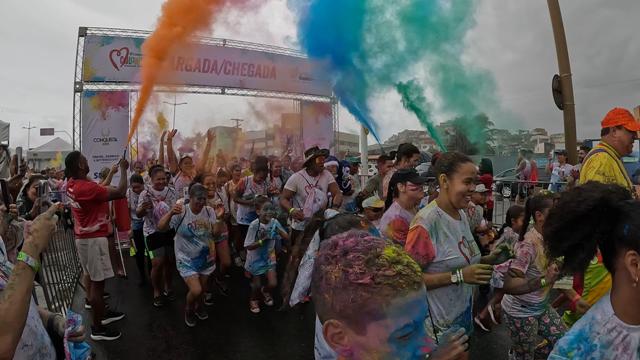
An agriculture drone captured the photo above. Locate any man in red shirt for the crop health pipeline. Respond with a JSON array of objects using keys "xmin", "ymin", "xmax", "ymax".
[{"xmin": 65, "ymin": 151, "xmax": 128, "ymax": 341}]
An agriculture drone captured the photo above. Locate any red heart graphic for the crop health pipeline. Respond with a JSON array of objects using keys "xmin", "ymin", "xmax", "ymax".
[{"xmin": 109, "ymin": 47, "xmax": 130, "ymax": 71}]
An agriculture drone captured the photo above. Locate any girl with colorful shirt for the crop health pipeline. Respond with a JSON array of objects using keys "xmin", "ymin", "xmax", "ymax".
[
  {"xmin": 404, "ymin": 152, "xmax": 509, "ymax": 349},
  {"xmin": 501, "ymin": 192, "xmax": 566, "ymax": 360},
  {"xmin": 244, "ymin": 196, "xmax": 288, "ymax": 314},
  {"xmin": 379, "ymin": 169, "xmax": 426, "ymax": 246},
  {"xmin": 546, "ymin": 182, "xmax": 640, "ymax": 360}
]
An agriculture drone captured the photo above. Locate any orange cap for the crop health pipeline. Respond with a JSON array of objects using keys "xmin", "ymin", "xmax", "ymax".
[{"xmin": 601, "ymin": 108, "xmax": 640, "ymax": 132}]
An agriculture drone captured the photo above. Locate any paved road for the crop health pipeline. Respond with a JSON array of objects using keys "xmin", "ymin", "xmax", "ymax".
[{"xmin": 75, "ymin": 257, "xmax": 511, "ymax": 360}]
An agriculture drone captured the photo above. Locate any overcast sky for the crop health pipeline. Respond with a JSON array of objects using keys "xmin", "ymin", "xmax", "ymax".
[{"xmin": 1, "ymin": 0, "xmax": 639, "ymax": 149}]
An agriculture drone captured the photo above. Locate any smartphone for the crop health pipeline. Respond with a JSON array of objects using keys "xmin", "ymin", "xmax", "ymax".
[
  {"xmin": 0, "ymin": 179, "xmax": 10, "ymax": 206},
  {"xmin": 37, "ymin": 180, "xmax": 51, "ymax": 213},
  {"xmin": 16, "ymin": 147, "xmax": 22, "ymax": 171},
  {"xmin": 183, "ymin": 187, "xmax": 190, "ymax": 205}
]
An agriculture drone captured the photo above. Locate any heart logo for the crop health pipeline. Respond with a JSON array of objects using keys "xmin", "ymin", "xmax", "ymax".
[{"xmin": 109, "ymin": 47, "xmax": 130, "ymax": 71}]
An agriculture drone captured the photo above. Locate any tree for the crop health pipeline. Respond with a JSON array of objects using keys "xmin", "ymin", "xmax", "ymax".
[{"xmin": 439, "ymin": 113, "xmax": 495, "ymax": 155}]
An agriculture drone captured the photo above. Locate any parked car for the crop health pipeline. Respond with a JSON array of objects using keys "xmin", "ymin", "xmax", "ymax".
[{"xmin": 492, "ymin": 167, "xmax": 551, "ymax": 199}]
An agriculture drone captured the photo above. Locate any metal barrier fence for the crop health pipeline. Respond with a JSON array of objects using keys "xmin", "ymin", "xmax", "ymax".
[
  {"xmin": 491, "ymin": 179, "xmax": 568, "ymax": 225},
  {"xmin": 39, "ymin": 208, "xmax": 82, "ymax": 316}
]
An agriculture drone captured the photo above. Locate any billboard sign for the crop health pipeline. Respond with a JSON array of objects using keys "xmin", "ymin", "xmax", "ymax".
[
  {"xmin": 82, "ymin": 35, "xmax": 332, "ymax": 97},
  {"xmin": 81, "ymin": 91, "xmax": 129, "ymax": 184}
]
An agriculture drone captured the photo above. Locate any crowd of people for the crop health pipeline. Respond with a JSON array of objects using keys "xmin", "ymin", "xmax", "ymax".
[{"xmin": 1, "ymin": 107, "xmax": 640, "ymax": 359}]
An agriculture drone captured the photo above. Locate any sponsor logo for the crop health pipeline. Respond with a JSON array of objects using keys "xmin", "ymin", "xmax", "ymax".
[
  {"xmin": 108, "ymin": 47, "xmax": 142, "ymax": 71},
  {"xmin": 93, "ymin": 128, "xmax": 118, "ymax": 145}
]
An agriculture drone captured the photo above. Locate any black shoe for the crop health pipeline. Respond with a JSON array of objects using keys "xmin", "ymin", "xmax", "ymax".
[
  {"xmin": 90, "ymin": 326, "xmax": 122, "ymax": 341},
  {"xmin": 153, "ymin": 296, "xmax": 166, "ymax": 308},
  {"xmin": 163, "ymin": 290, "xmax": 176, "ymax": 301},
  {"xmin": 85, "ymin": 299, "xmax": 109, "ymax": 310},
  {"xmin": 101, "ymin": 310, "xmax": 126, "ymax": 325},
  {"xmin": 103, "ymin": 292, "xmax": 111, "ymax": 300},
  {"xmin": 204, "ymin": 293, "xmax": 215, "ymax": 306},
  {"xmin": 214, "ymin": 277, "xmax": 229, "ymax": 297}
]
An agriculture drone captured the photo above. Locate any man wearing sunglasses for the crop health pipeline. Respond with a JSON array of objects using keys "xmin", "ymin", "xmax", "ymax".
[{"xmin": 361, "ymin": 196, "xmax": 384, "ymax": 228}]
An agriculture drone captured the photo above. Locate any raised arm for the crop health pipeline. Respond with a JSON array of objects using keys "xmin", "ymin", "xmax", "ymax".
[
  {"xmin": 106, "ymin": 159, "xmax": 129, "ymax": 201},
  {"xmin": 197, "ymin": 129, "xmax": 215, "ymax": 174},
  {"xmin": 328, "ymin": 182, "xmax": 343, "ymax": 209},
  {"xmin": 100, "ymin": 163, "xmax": 118, "ymax": 187},
  {"xmin": 166, "ymin": 129, "xmax": 179, "ymax": 175},
  {"xmin": 158, "ymin": 131, "xmax": 167, "ymax": 167},
  {"xmin": 0, "ymin": 205, "xmax": 59, "ymax": 360}
]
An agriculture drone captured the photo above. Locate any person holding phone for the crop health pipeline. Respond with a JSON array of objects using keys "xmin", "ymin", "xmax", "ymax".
[
  {"xmin": 16, "ymin": 175, "xmax": 47, "ymax": 221},
  {"xmin": 65, "ymin": 151, "xmax": 128, "ymax": 341}
]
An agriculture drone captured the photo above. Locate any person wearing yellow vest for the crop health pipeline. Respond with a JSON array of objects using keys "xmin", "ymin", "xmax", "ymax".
[
  {"xmin": 579, "ymin": 107, "xmax": 640, "ymax": 192},
  {"xmin": 561, "ymin": 108, "xmax": 640, "ymax": 327}
]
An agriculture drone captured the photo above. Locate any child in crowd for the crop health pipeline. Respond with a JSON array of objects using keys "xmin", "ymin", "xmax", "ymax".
[
  {"xmin": 313, "ymin": 230, "xmax": 470, "ymax": 360},
  {"xmin": 475, "ymin": 205, "xmax": 525, "ymax": 331},
  {"xmin": 127, "ymin": 174, "xmax": 148, "ymax": 286},
  {"xmin": 193, "ymin": 172, "xmax": 232, "ymax": 303},
  {"xmin": 244, "ymin": 196, "xmax": 288, "ymax": 313},
  {"xmin": 502, "ymin": 192, "xmax": 567, "ymax": 359}
]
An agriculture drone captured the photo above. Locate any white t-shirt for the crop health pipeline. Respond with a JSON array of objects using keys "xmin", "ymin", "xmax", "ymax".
[
  {"xmin": 170, "ymin": 205, "xmax": 216, "ymax": 265},
  {"xmin": 549, "ymin": 292, "xmax": 640, "ymax": 360},
  {"xmin": 138, "ymin": 186, "xmax": 179, "ymax": 236},
  {"xmin": 378, "ymin": 201, "xmax": 415, "ymax": 246},
  {"xmin": 126, "ymin": 188, "xmax": 143, "ymax": 229},
  {"xmin": 405, "ymin": 201, "xmax": 481, "ymax": 341},
  {"xmin": 549, "ymin": 162, "xmax": 574, "ymax": 191},
  {"xmin": 236, "ymin": 176, "xmax": 270, "ymax": 226},
  {"xmin": 244, "ymin": 218, "xmax": 282, "ymax": 275},
  {"xmin": 284, "ymin": 169, "xmax": 336, "ymax": 231}
]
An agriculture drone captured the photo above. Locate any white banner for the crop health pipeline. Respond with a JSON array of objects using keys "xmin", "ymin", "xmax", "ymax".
[
  {"xmin": 81, "ymin": 91, "xmax": 129, "ymax": 184},
  {"xmin": 301, "ymin": 102, "xmax": 334, "ymax": 151},
  {"xmin": 82, "ymin": 35, "xmax": 332, "ymax": 97}
]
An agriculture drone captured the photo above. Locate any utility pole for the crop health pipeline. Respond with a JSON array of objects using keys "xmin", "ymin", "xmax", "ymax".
[
  {"xmin": 230, "ymin": 118, "xmax": 244, "ymax": 129},
  {"xmin": 22, "ymin": 121, "xmax": 36, "ymax": 154},
  {"xmin": 548, "ymin": 0, "xmax": 578, "ymax": 164},
  {"xmin": 163, "ymin": 94, "xmax": 187, "ymax": 129}
]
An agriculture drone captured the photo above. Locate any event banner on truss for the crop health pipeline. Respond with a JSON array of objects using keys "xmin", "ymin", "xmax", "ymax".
[
  {"xmin": 81, "ymin": 91, "xmax": 129, "ymax": 184},
  {"xmin": 301, "ymin": 102, "xmax": 334, "ymax": 151},
  {"xmin": 82, "ymin": 35, "xmax": 332, "ymax": 97}
]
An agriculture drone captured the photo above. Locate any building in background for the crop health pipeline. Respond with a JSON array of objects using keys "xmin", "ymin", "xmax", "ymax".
[
  {"xmin": 335, "ymin": 131, "xmax": 359, "ymax": 155},
  {"xmin": 27, "ymin": 137, "xmax": 72, "ymax": 170},
  {"xmin": 384, "ymin": 129, "xmax": 437, "ymax": 152}
]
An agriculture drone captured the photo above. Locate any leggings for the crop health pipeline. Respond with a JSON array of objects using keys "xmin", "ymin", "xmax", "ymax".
[
  {"xmin": 503, "ymin": 306, "xmax": 567, "ymax": 360},
  {"xmin": 132, "ymin": 228, "xmax": 149, "ymax": 280}
]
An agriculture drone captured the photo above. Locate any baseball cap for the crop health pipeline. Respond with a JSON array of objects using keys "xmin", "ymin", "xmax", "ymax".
[
  {"xmin": 362, "ymin": 196, "xmax": 385, "ymax": 209},
  {"xmin": 390, "ymin": 168, "xmax": 428, "ymax": 185},
  {"xmin": 474, "ymin": 184, "xmax": 489, "ymax": 193},
  {"xmin": 601, "ymin": 108, "xmax": 640, "ymax": 132}
]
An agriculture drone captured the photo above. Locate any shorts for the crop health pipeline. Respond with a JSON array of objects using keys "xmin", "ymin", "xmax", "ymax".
[
  {"xmin": 176, "ymin": 252, "xmax": 216, "ymax": 278},
  {"xmin": 148, "ymin": 244, "xmax": 175, "ymax": 260},
  {"xmin": 75, "ymin": 237, "xmax": 114, "ymax": 282}
]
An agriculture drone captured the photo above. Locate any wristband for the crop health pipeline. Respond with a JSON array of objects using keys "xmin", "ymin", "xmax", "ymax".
[
  {"xmin": 540, "ymin": 277, "xmax": 547, "ymax": 288},
  {"xmin": 17, "ymin": 251, "xmax": 40, "ymax": 273},
  {"xmin": 258, "ymin": 240, "xmax": 264, "ymax": 247},
  {"xmin": 289, "ymin": 208, "xmax": 297, "ymax": 215}
]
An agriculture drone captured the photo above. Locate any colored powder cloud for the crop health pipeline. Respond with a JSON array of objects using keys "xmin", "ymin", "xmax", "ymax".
[
  {"xmin": 127, "ymin": 0, "xmax": 241, "ymax": 144},
  {"xmin": 289, "ymin": 0, "xmax": 500, "ymax": 144},
  {"xmin": 86, "ymin": 91, "xmax": 128, "ymax": 120}
]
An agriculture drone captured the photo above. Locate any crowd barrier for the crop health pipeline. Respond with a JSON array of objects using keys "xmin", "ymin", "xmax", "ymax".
[
  {"xmin": 491, "ymin": 179, "xmax": 568, "ymax": 225},
  {"xmin": 38, "ymin": 193, "xmax": 83, "ymax": 316}
]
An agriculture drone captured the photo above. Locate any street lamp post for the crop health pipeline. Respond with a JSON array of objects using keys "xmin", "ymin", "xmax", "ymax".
[
  {"xmin": 547, "ymin": 0, "xmax": 578, "ymax": 164},
  {"xmin": 22, "ymin": 121, "xmax": 36, "ymax": 156},
  {"xmin": 163, "ymin": 94, "xmax": 187, "ymax": 129}
]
